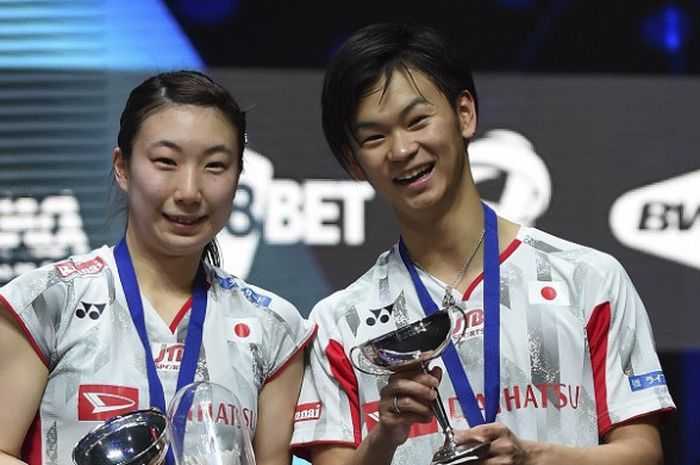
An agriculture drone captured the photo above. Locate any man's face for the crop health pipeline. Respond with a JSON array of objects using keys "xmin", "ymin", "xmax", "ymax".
[{"xmin": 347, "ymin": 69, "xmax": 477, "ymax": 221}]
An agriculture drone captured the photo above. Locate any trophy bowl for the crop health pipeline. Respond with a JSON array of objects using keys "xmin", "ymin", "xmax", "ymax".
[
  {"xmin": 350, "ymin": 310, "xmax": 454, "ymax": 375},
  {"xmin": 72, "ymin": 409, "xmax": 168, "ymax": 465},
  {"xmin": 350, "ymin": 307, "xmax": 490, "ymax": 465}
]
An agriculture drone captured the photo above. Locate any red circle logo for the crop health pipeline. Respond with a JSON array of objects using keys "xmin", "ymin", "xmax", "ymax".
[
  {"xmin": 540, "ymin": 286, "xmax": 557, "ymax": 301},
  {"xmin": 234, "ymin": 323, "xmax": 251, "ymax": 338}
]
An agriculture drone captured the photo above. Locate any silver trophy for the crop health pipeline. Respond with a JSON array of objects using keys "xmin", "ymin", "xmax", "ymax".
[
  {"xmin": 72, "ymin": 409, "xmax": 169, "ymax": 465},
  {"xmin": 167, "ymin": 381, "xmax": 256, "ymax": 465},
  {"xmin": 73, "ymin": 382, "xmax": 255, "ymax": 465},
  {"xmin": 350, "ymin": 307, "xmax": 490, "ymax": 465}
]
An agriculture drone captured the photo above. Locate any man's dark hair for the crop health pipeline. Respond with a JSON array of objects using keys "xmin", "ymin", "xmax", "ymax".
[
  {"xmin": 322, "ymin": 23, "xmax": 478, "ymax": 175},
  {"xmin": 115, "ymin": 70, "xmax": 246, "ymax": 267}
]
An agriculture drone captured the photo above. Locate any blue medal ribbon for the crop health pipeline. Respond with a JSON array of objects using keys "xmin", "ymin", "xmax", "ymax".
[
  {"xmin": 114, "ymin": 237, "xmax": 208, "ymax": 465},
  {"xmin": 398, "ymin": 202, "xmax": 500, "ymax": 426}
]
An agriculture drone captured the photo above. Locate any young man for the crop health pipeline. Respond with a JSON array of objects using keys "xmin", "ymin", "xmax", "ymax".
[{"xmin": 291, "ymin": 23, "xmax": 674, "ymax": 465}]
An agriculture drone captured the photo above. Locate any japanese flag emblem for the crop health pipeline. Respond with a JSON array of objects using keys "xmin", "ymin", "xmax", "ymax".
[
  {"xmin": 226, "ymin": 318, "xmax": 262, "ymax": 344},
  {"xmin": 528, "ymin": 281, "xmax": 570, "ymax": 305}
]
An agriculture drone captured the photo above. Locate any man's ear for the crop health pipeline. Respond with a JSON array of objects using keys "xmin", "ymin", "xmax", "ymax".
[
  {"xmin": 343, "ymin": 147, "xmax": 367, "ymax": 181},
  {"xmin": 113, "ymin": 147, "xmax": 129, "ymax": 192},
  {"xmin": 456, "ymin": 90, "xmax": 477, "ymax": 140}
]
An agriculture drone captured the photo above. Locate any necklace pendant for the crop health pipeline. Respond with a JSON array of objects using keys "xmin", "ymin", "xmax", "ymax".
[{"xmin": 442, "ymin": 288, "xmax": 456, "ymax": 308}]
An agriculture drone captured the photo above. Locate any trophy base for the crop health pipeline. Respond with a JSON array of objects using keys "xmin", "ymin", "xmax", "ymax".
[{"xmin": 431, "ymin": 441, "xmax": 490, "ymax": 465}]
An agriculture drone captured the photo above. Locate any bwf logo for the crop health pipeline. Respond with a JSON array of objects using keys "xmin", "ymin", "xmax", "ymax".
[{"xmin": 610, "ymin": 169, "xmax": 700, "ymax": 269}]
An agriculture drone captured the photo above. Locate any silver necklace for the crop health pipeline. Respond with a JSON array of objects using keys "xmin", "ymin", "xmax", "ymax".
[{"xmin": 415, "ymin": 229, "xmax": 486, "ymax": 308}]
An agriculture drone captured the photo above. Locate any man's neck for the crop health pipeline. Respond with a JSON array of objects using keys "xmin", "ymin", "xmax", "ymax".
[{"xmin": 397, "ymin": 189, "xmax": 521, "ymax": 293}]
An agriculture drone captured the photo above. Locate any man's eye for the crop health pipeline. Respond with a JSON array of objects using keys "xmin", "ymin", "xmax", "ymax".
[
  {"xmin": 206, "ymin": 162, "xmax": 227, "ymax": 171},
  {"xmin": 409, "ymin": 115, "xmax": 428, "ymax": 127},
  {"xmin": 362, "ymin": 134, "xmax": 383, "ymax": 145}
]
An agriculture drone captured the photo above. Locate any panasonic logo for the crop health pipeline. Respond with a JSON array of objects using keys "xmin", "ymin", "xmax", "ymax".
[{"xmin": 610, "ymin": 169, "xmax": 700, "ymax": 269}]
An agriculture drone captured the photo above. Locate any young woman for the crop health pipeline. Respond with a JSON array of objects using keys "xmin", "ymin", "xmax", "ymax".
[{"xmin": 0, "ymin": 70, "xmax": 315, "ymax": 465}]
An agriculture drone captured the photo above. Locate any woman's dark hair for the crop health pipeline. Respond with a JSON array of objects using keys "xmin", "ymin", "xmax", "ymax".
[
  {"xmin": 322, "ymin": 23, "xmax": 478, "ymax": 175},
  {"xmin": 116, "ymin": 70, "xmax": 246, "ymax": 267}
]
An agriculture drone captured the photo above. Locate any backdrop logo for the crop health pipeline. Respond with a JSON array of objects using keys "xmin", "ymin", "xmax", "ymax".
[
  {"xmin": 0, "ymin": 192, "xmax": 89, "ymax": 284},
  {"xmin": 610, "ymin": 169, "xmax": 700, "ymax": 269},
  {"xmin": 217, "ymin": 148, "xmax": 375, "ymax": 278},
  {"xmin": 470, "ymin": 129, "xmax": 551, "ymax": 226}
]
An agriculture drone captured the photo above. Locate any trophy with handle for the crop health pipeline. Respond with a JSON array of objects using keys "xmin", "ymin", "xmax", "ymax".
[{"xmin": 349, "ymin": 307, "xmax": 490, "ymax": 465}]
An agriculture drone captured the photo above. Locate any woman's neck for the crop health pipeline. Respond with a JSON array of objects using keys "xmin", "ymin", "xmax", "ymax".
[{"xmin": 123, "ymin": 230, "xmax": 202, "ymax": 314}]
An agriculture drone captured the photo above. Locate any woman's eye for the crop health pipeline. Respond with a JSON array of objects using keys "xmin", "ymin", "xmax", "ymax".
[{"xmin": 154, "ymin": 157, "xmax": 176, "ymax": 167}]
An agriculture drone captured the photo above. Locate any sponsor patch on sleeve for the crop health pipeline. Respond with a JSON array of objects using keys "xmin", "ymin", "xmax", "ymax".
[
  {"xmin": 629, "ymin": 371, "xmax": 667, "ymax": 391},
  {"xmin": 294, "ymin": 402, "xmax": 322, "ymax": 423}
]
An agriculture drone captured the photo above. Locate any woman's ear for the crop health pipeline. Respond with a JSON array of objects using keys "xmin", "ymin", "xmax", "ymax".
[
  {"xmin": 456, "ymin": 90, "xmax": 477, "ymax": 140},
  {"xmin": 113, "ymin": 147, "xmax": 129, "ymax": 192}
]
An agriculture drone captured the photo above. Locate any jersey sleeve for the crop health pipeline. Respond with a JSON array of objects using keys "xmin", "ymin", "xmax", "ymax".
[
  {"xmin": 260, "ymin": 288, "xmax": 316, "ymax": 383},
  {"xmin": 0, "ymin": 263, "xmax": 68, "ymax": 366},
  {"xmin": 291, "ymin": 296, "xmax": 362, "ymax": 459},
  {"xmin": 584, "ymin": 255, "xmax": 676, "ymax": 436}
]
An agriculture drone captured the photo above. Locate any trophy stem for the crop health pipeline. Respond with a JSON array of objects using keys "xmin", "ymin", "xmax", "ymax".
[
  {"xmin": 421, "ymin": 364, "xmax": 490, "ymax": 465},
  {"xmin": 421, "ymin": 363, "xmax": 455, "ymax": 439}
]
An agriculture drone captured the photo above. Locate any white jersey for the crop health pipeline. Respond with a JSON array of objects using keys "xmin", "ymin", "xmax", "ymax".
[
  {"xmin": 291, "ymin": 226, "xmax": 675, "ymax": 463},
  {"xmin": 0, "ymin": 245, "xmax": 315, "ymax": 465}
]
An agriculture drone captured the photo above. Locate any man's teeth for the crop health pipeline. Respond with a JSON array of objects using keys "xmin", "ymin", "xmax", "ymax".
[{"xmin": 397, "ymin": 165, "xmax": 431, "ymax": 182}]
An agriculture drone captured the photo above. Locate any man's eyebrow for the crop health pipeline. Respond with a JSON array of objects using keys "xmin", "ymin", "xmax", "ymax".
[{"xmin": 354, "ymin": 97, "xmax": 430, "ymax": 132}]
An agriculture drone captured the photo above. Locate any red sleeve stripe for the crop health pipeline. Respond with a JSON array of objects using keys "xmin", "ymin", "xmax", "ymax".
[
  {"xmin": 586, "ymin": 301, "xmax": 612, "ymax": 436},
  {"xmin": 0, "ymin": 294, "xmax": 49, "ymax": 367},
  {"xmin": 265, "ymin": 324, "xmax": 319, "ymax": 384},
  {"xmin": 326, "ymin": 339, "xmax": 362, "ymax": 446}
]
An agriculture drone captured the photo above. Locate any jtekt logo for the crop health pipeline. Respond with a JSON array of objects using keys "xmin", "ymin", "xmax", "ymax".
[{"xmin": 610, "ymin": 169, "xmax": 700, "ymax": 269}]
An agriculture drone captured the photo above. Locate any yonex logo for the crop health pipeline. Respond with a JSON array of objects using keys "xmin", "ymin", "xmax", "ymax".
[
  {"xmin": 365, "ymin": 304, "xmax": 394, "ymax": 327},
  {"xmin": 75, "ymin": 301, "xmax": 106, "ymax": 320},
  {"xmin": 78, "ymin": 384, "xmax": 139, "ymax": 421}
]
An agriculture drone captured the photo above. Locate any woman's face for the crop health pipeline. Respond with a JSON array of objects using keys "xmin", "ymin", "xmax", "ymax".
[{"xmin": 114, "ymin": 104, "xmax": 240, "ymax": 261}]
